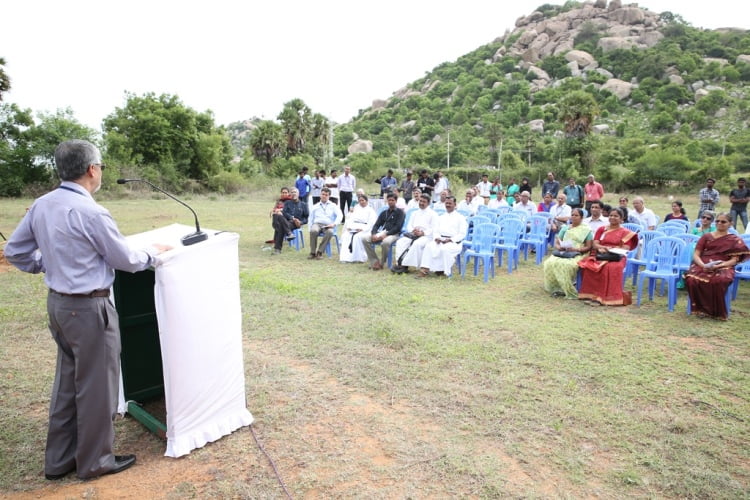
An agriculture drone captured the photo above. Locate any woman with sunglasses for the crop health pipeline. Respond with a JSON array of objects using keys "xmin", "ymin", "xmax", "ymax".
[
  {"xmin": 685, "ymin": 213, "xmax": 749, "ymax": 319},
  {"xmin": 692, "ymin": 210, "xmax": 716, "ymax": 236}
]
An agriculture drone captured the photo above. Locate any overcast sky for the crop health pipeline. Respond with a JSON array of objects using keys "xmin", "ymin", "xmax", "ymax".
[{"xmin": 2, "ymin": 0, "xmax": 749, "ymax": 131}]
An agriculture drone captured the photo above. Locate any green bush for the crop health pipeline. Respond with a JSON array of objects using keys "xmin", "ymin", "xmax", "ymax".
[{"xmin": 207, "ymin": 170, "xmax": 248, "ymax": 194}]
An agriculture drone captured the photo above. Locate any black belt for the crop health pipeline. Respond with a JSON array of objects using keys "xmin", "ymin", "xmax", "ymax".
[{"xmin": 50, "ymin": 289, "xmax": 110, "ymax": 298}]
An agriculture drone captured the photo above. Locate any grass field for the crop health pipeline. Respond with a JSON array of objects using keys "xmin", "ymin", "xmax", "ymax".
[{"xmin": 0, "ymin": 190, "xmax": 748, "ymax": 498}]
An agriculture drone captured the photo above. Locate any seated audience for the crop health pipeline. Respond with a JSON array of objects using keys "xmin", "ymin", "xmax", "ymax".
[
  {"xmin": 488, "ymin": 191, "xmax": 509, "ymax": 209},
  {"xmin": 631, "ymin": 196, "xmax": 657, "ymax": 230},
  {"xmin": 406, "ymin": 188, "xmax": 423, "ymax": 210},
  {"xmin": 308, "ymin": 188, "xmax": 342, "ymax": 259},
  {"xmin": 270, "ymin": 187, "xmax": 295, "ymax": 254},
  {"xmin": 416, "ymin": 196, "xmax": 468, "ymax": 278},
  {"xmin": 685, "ymin": 212, "xmax": 749, "ymax": 319},
  {"xmin": 664, "ymin": 200, "xmax": 689, "ymax": 222},
  {"xmin": 537, "ymin": 192, "xmax": 554, "ymax": 213},
  {"xmin": 577, "ymin": 207, "xmax": 639, "ymax": 306},
  {"xmin": 392, "ymin": 194, "xmax": 439, "ymax": 273},
  {"xmin": 583, "ymin": 201, "xmax": 607, "ymax": 233},
  {"xmin": 457, "ymin": 189, "xmax": 479, "ymax": 216},
  {"xmin": 693, "ymin": 210, "xmax": 716, "ymax": 236},
  {"xmin": 543, "ymin": 208, "xmax": 593, "ymax": 298},
  {"xmin": 513, "ymin": 191, "xmax": 536, "ymax": 218},
  {"xmin": 362, "ymin": 193, "xmax": 405, "ymax": 270},
  {"xmin": 340, "ymin": 195, "xmax": 377, "ymax": 263}
]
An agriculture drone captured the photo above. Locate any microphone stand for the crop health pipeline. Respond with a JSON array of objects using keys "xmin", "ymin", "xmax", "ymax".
[{"xmin": 117, "ymin": 178, "xmax": 208, "ymax": 246}]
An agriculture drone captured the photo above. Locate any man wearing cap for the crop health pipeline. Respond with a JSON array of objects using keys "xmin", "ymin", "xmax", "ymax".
[
  {"xmin": 4, "ymin": 139, "xmax": 171, "ymax": 480},
  {"xmin": 584, "ymin": 174, "xmax": 604, "ymax": 213}
]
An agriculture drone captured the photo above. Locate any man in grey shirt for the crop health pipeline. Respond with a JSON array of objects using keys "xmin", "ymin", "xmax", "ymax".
[{"xmin": 5, "ymin": 140, "xmax": 171, "ymax": 480}]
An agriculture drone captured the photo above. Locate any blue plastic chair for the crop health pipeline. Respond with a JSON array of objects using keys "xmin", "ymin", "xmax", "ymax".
[
  {"xmin": 624, "ymin": 230, "xmax": 665, "ymax": 285},
  {"xmin": 287, "ymin": 226, "xmax": 305, "ymax": 251},
  {"xmin": 658, "ymin": 224, "xmax": 688, "ymax": 236},
  {"xmin": 731, "ymin": 260, "xmax": 750, "ymax": 300},
  {"xmin": 660, "ymin": 219, "xmax": 690, "ymax": 232},
  {"xmin": 636, "ymin": 236, "xmax": 685, "ymax": 312},
  {"xmin": 321, "ymin": 226, "xmax": 340, "ymax": 257},
  {"xmin": 462, "ymin": 223, "xmax": 501, "ymax": 282},
  {"xmin": 520, "ymin": 215, "xmax": 550, "ymax": 265},
  {"xmin": 493, "ymin": 218, "xmax": 525, "ymax": 274},
  {"xmin": 622, "ymin": 223, "xmax": 642, "ymax": 234},
  {"xmin": 457, "ymin": 209, "xmax": 472, "ymax": 218},
  {"xmin": 462, "ymin": 215, "xmax": 493, "ymax": 251}
]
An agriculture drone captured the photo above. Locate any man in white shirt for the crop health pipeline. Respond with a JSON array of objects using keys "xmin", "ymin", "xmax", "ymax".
[
  {"xmin": 325, "ymin": 169, "xmax": 339, "ymax": 205},
  {"xmin": 432, "ymin": 189, "xmax": 451, "ymax": 211},
  {"xmin": 548, "ymin": 193, "xmax": 572, "ymax": 242},
  {"xmin": 406, "ymin": 188, "xmax": 422, "ymax": 210},
  {"xmin": 417, "ymin": 196, "xmax": 468, "ymax": 278},
  {"xmin": 631, "ymin": 196, "xmax": 657, "ymax": 230},
  {"xmin": 308, "ymin": 188, "xmax": 342, "ymax": 259},
  {"xmin": 392, "ymin": 194, "xmax": 439, "ymax": 273},
  {"xmin": 476, "ymin": 173, "xmax": 492, "ymax": 204},
  {"xmin": 337, "ymin": 165, "xmax": 356, "ymax": 217},
  {"xmin": 513, "ymin": 191, "xmax": 536, "ymax": 218},
  {"xmin": 583, "ymin": 201, "xmax": 607, "ymax": 233},
  {"xmin": 457, "ymin": 190, "xmax": 479, "ymax": 216}
]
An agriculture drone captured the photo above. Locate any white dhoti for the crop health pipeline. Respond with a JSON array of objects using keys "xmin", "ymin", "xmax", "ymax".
[
  {"xmin": 395, "ymin": 236, "xmax": 431, "ymax": 268},
  {"xmin": 420, "ymin": 240, "xmax": 462, "ymax": 276},
  {"xmin": 339, "ymin": 230, "xmax": 369, "ymax": 262}
]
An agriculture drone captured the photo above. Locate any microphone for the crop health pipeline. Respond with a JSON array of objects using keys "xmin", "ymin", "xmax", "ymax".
[{"xmin": 117, "ymin": 178, "xmax": 208, "ymax": 246}]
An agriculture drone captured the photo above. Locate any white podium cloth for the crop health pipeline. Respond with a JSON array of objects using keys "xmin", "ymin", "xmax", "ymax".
[{"xmin": 120, "ymin": 224, "xmax": 253, "ymax": 457}]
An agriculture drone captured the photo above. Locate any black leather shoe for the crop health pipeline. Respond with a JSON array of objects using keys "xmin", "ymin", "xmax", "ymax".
[
  {"xmin": 105, "ymin": 454, "xmax": 136, "ymax": 475},
  {"xmin": 45, "ymin": 468, "xmax": 74, "ymax": 480}
]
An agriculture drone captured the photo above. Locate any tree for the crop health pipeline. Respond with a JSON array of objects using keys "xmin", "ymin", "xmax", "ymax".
[
  {"xmin": 103, "ymin": 92, "xmax": 231, "ymax": 188},
  {"xmin": 0, "ymin": 57, "xmax": 10, "ymax": 101},
  {"xmin": 249, "ymin": 120, "xmax": 285, "ymax": 165},
  {"xmin": 558, "ymin": 90, "xmax": 599, "ymax": 138},
  {"xmin": 484, "ymin": 119, "xmax": 502, "ymax": 167},
  {"xmin": 277, "ymin": 98, "xmax": 312, "ymax": 156}
]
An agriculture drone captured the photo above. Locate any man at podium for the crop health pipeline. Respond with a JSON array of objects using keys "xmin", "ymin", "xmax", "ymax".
[{"xmin": 4, "ymin": 140, "xmax": 171, "ymax": 480}]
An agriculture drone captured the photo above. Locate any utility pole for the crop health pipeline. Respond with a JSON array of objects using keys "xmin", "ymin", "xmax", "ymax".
[{"xmin": 446, "ymin": 132, "xmax": 451, "ymax": 169}]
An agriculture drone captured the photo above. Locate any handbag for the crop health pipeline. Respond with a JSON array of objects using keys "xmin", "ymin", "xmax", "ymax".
[
  {"xmin": 595, "ymin": 251, "xmax": 622, "ymax": 262},
  {"xmin": 552, "ymin": 250, "xmax": 579, "ymax": 259}
]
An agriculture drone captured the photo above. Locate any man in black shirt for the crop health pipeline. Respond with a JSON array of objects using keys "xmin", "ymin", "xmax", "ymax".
[
  {"xmin": 730, "ymin": 177, "xmax": 750, "ymax": 231},
  {"xmin": 361, "ymin": 193, "xmax": 405, "ymax": 270}
]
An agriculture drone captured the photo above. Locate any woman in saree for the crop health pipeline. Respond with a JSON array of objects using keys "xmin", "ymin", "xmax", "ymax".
[
  {"xmin": 339, "ymin": 195, "xmax": 377, "ymax": 263},
  {"xmin": 685, "ymin": 213, "xmax": 750, "ymax": 319},
  {"xmin": 577, "ymin": 207, "xmax": 639, "ymax": 305},
  {"xmin": 544, "ymin": 208, "xmax": 593, "ymax": 298}
]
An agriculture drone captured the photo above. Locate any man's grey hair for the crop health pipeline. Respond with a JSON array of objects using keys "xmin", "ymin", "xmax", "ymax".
[{"xmin": 55, "ymin": 140, "xmax": 101, "ymax": 181}]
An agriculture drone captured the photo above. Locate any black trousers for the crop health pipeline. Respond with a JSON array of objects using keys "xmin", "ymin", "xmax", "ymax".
[
  {"xmin": 272, "ymin": 213, "xmax": 293, "ymax": 250},
  {"xmin": 340, "ymin": 191, "xmax": 353, "ymax": 222}
]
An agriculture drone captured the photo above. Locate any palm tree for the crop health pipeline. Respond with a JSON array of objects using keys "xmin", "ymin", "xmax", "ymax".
[
  {"xmin": 278, "ymin": 99, "xmax": 312, "ymax": 156},
  {"xmin": 558, "ymin": 90, "xmax": 599, "ymax": 138},
  {"xmin": 484, "ymin": 120, "xmax": 502, "ymax": 167},
  {"xmin": 250, "ymin": 120, "xmax": 285, "ymax": 164}
]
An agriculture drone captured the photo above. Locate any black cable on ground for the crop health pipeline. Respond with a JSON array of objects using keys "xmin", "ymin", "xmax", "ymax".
[{"xmin": 249, "ymin": 424, "xmax": 293, "ymax": 499}]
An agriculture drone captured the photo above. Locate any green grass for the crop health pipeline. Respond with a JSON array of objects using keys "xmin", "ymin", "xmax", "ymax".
[{"xmin": 0, "ymin": 190, "xmax": 748, "ymax": 498}]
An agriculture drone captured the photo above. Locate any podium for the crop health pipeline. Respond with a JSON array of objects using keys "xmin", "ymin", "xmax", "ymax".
[{"xmin": 114, "ymin": 224, "xmax": 253, "ymax": 458}]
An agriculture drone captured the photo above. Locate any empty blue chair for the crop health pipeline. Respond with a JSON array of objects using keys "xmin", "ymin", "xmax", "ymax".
[
  {"xmin": 624, "ymin": 230, "xmax": 665, "ymax": 285},
  {"xmin": 493, "ymin": 218, "xmax": 525, "ymax": 274},
  {"xmin": 659, "ymin": 224, "xmax": 688, "ymax": 236},
  {"xmin": 622, "ymin": 223, "xmax": 642, "ymax": 234},
  {"xmin": 462, "ymin": 223, "xmax": 501, "ymax": 282},
  {"xmin": 636, "ymin": 236, "xmax": 685, "ymax": 312},
  {"xmin": 731, "ymin": 260, "xmax": 750, "ymax": 300},
  {"xmin": 520, "ymin": 215, "xmax": 550, "ymax": 265},
  {"xmin": 660, "ymin": 219, "xmax": 690, "ymax": 232},
  {"xmin": 463, "ymin": 215, "xmax": 493, "ymax": 251}
]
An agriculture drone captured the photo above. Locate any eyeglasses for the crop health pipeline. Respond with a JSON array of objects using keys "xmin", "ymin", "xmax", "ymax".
[
  {"xmin": 715, "ymin": 220, "xmax": 730, "ymax": 224},
  {"xmin": 92, "ymin": 163, "xmax": 106, "ymax": 171},
  {"xmin": 701, "ymin": 216, "xmax": 714, "ymax": 220}
]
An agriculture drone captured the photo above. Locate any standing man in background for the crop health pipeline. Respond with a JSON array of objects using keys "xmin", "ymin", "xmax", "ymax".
[
  {"xmin": 563, "ymin": 177, "xmax": 584, "ymax": 209},
  {"xmin": 729, "ymin": 177, "xmax": 749, "ymax": 231},
  {"xmin": 542, "ymin": 172, "xmax": 560, "ymax": 198},
  {"xmin": 400, "ymin": 171, "xmax": 415, "ymax": 204},
  {"xmin": 584, "ymin": 174, "xmax": 604, "ymax": 213},
  {"xmin": 476, "ymin": 173, "xmax": 492, "ymax": 204},
  {"xmin": 4, "ymin": 139, "xmax": 171, "ymax": 480},
  {"xmin": 337, "ymin": 165, "xmax": 356, "ymax": 222},
  {"xmin": 698, "ymin": 177, "xmax": 720, "ymax": 220}
]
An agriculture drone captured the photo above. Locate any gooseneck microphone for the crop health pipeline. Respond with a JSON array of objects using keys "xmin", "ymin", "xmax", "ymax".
[{"xmin": 117, "ymin": 178, "xmax": 208, "ymax": 246}]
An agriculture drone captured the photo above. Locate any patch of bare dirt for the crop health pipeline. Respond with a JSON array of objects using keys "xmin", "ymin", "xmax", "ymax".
[{"xmin": 0, "ymin": 247, "xmax": 13, "ymax": 273}]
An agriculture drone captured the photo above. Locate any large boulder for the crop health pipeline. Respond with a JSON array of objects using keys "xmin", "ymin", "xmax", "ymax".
[
  {"xmin": 737, "ymin": 54, "xmax": 750, "ymax": 65},
  {"xmin": 565, "ymin": 49, "xmax": 595, "ymax": 68},
  {"xmin": 348, "ymin": 140, "xmax": 373, "ymax": 155},
  {"xmin": 609, "ymin": 7, "xmax": 645, "ymax": 25},
  {"xmin": 601, "ymin": 78, "xmax": 633, "ymax": 99},
  {"xmin": 371, "ymin": 99, "xmax": 387, "ymax": 110},
  {"xmin": 528, "ymin": 119, "xmax": 545, "ymax": 133},
  {"xmin": 598, "ymin": 36, "xmax": 640, "ymax": 52},
  {"xmin": 527, "ymin": 65, "xmax": 551, "ymax": 81}
]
